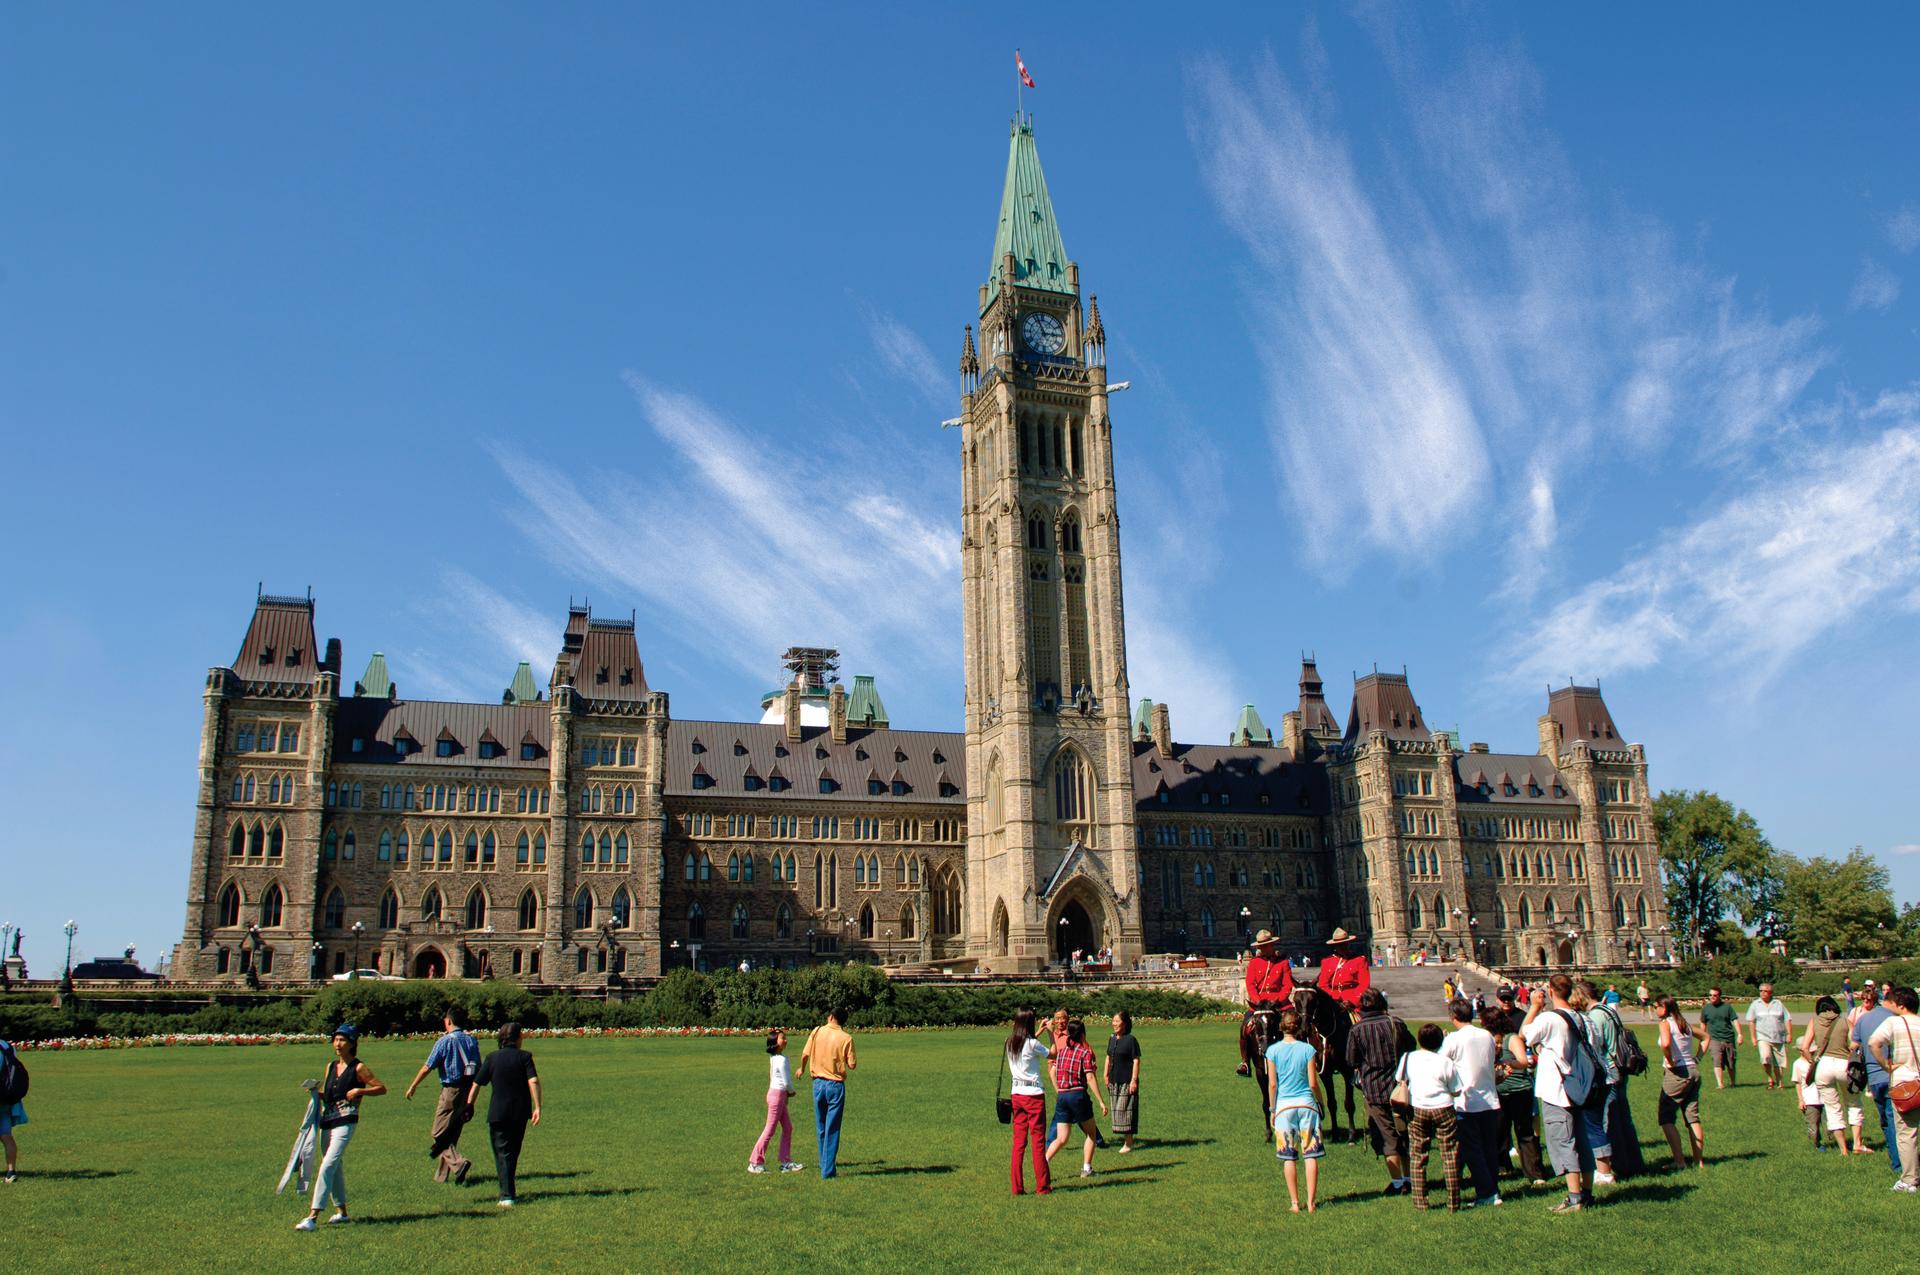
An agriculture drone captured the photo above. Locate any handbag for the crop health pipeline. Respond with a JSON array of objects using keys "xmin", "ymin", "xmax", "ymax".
[
  {"xmin": 1389, "ymin": 1054, "xmax": 1412, "ymax": 1112},
  {"xmin": 1891, "ymin": 1022, "xmax": 1920, "ymax": 1116},
  {"xmin": 995, "ymin": 1051, "xmax": 1013, "ymax": 1124}
]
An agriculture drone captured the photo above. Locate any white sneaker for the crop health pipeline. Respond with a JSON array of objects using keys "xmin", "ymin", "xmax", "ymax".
[
  {"xmin": 747, "ymin": 1163, "xmax": 767, "ymax": 1174},
  {"xmin": 326, "ymin": 1214, "xmax": 350, "ymax": 1225},
  {"xmin": 497, "ymin": 1198, "xmax": 515, "ymax": 1208},
  {"xmin": 293, "ymin": 1218, "xmax": 316, "ymax": 1232},
  {"xmin": 1593, "ymin": 1171, "xmax": 1616, "ymax": 1185},
  {"xmin": 1893, "ymin": 1181, "xmax": 1918, "ymax": 1193},
  {"xmin": 780, "ymin": 1162, "xmax": 804, "ymax": 1173},
  {"xmin": 1115, "ymin": 1144, "xmax": 1132, "ymax": 1155},
  {"xmin": 1080, "ymin": 1165, "xmax": 1093, "ymax": 1178}
]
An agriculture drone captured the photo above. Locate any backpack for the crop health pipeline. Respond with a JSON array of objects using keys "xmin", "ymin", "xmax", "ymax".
[
  {"xmin": 1554, "ymin": 1011, "xmax": 1607, "ymax": 1110},
  {"xmin": 0, "ymin": 1041, "xmax": 27, "ymax": 1105},
  {"xmin": 1603, "ymin": 1006, "xmax": 1649, "ymax": 1077}
]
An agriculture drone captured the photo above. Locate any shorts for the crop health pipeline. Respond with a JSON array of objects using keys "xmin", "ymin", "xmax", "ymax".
[
  {"xmin": 1053, "ymin": 1090, "xmax": 1094, "ymax": 1128},
  {"xmin": 1757, "ymin": 1040, "xmax": 1787, "ymax": 1067},
  {"xmin": 1273, "ymin": 1105, "xmax": 1324, "ymax": 1161},
  {"xmin": 1659, "ymin": 1071, "xmax": 1701, "ymax": 1126},
  {"xmin": 0, "ymin": 1102, "xmax": 26, "ymax": 1136},
  {"xmin": 1539, "ymin": 1101, "xmax": 1595, "ymax": 1178},
  {"xmin": 1364, "ymin": 1098, "xmax": 1407, "ymax": 1158},
  {"xmin": 1110, "ymin": 1087, "xmax": 1138, "ymax": 1135},
  {"xmin": 1707, "ymin": 1040, "xmax": 1736, "ymax": 1069}
]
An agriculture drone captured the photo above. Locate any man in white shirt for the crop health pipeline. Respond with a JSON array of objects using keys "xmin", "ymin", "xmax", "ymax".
[
  {"xmin": 1402, "ymin": 1022, "xmax": 1464, "ymax": 1211},
  {"xmin": 1442, "ymin": 998, "xmax": 1502, "ymax": 1207},
  {"xmin": 1745, "ymin": 985, "xmax": 1792, "ymax": 1092},
  {"xmin": 1522, "ymin": 972, "xmax": 1595, "ymax": 1213}
]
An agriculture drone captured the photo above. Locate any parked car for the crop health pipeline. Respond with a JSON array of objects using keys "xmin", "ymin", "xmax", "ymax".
[{"xmin": 331, "ymin": 968, "xmax": 403, "ymax": 981}]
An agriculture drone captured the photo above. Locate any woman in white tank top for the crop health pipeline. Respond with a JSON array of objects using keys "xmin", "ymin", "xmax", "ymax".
[{"xmin": 1655, "ymin": 997, "xmax": 1709, "ymax": 1169}]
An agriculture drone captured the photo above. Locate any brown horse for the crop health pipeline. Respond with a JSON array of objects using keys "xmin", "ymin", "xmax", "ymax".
[{"xmin": 1292, "ymin": 986, "xmax": 1360, "ymax": 1144}]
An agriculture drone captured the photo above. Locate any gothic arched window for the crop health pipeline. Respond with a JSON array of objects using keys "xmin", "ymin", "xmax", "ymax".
[
  {"xmin": 379, "ymin": 887, "xmax": 399, "ymax": 930},
  {"xmin": 573, "ymin": 888, "xmax": 593, "ymax": 930},
  {"xmin": 611, "ymin": 887, "xmax": 632, "ymax": 929},
  {"xmin": 464, "ymin": 888, "xmax": 487, "ymax": 930},
  {"xmin": 217, "ymin": 881, "xmax": 241, "ymax": 927},
  {"xmin": 518, "ymin": 889, "xmax": 539, "ymax": 931},
  {"xmin": 324, "ymin": 888, "xmax": 346, "ymax": 930},
  {"xmin": 421, "ymin": 887, "xmax": 443, "ymax": 921},
  {"xmin": 260, "ymin": 882, "xmax": 284, "ymax": 928}
]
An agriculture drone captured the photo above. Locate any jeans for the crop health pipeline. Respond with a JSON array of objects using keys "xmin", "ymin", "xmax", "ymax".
[
  {"xmin": 1579, "ymin": 1081, "xmax": 1616, "ymax": 1159},
  {"xmin": 1009, "ymin": 1093, "xmax": 1049, "ymax": 1194},
  {"xmin": 489, "ymin": 1120, "xmax": 527, "ymax": 1201},
  {"xmin": 1870, "ymin": 1083, "xmax": 1905, "ymax": 1174},
  {"xmin": 751, "ymin": 1088, "xmax": 793, "ymax": 1167},
  {"xmin": 1455, "ymin": 1107, "xmax": 1501, "ymax": 1202},
  {"xmin": 813, "ymin": 1078, "xmax": 845, "ymax": 1179},
  {"xmin": 311, "ymin": 1123, "xmax": 353, "ymax": 1211}
]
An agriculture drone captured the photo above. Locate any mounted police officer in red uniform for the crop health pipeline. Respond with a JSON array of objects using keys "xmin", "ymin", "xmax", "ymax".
[
  {"xmin": 1314, "ymin": 926, "xmax": 1371, "ymax": 1011},
  {"xmin": 1238, "ymin": 929, "xmax": 1295, "ymax": 1076}
]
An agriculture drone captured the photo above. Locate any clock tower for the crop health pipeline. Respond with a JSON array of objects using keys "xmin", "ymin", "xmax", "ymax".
[{"xmin": 960, "ymin": 116, "xmax": 1141, "ymax": 971}]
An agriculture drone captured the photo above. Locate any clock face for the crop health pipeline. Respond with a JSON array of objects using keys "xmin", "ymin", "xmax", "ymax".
[{"xmin": 1020, "ymin": 310, "xmax": 1066, "ymax": 356}]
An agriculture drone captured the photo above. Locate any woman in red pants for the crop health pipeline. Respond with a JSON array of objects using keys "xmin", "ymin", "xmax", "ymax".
[{"xmin": 1005, "ymin": 1007, "xmax": 1052, "ymax": 1195}]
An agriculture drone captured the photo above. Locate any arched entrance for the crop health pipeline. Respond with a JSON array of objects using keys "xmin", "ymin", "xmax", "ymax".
[
  {"xmin": 1533, "ymin": 946, "xmax": 1547, "ymax": 967},
  {"xmin": 413, "ymin": 947, "xmax": 446, "ymax": 979},
  {"xmin": 1554, "ymin": 938, "xmax": 1574, "ymax": 966},
  {"xmin": 1054, "ymin": 899, "xmax": 1096, "ymax": 961}
]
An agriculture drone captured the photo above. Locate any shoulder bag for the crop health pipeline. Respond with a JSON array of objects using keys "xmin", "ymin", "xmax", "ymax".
[
  {"xmin": 1890, "ymin": 1021, "xmax": 1920, "ymax": 1115},
  {"xmin": 995, "ymin": 1047, "xmax": 1014, "ymax": 1124},
  {"xmin": 1389, "ymin": 1053, "xmax": 1412, "ymax": 1112}
]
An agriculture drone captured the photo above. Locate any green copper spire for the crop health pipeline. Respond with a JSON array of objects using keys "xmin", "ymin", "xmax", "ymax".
[
  {"xmin": 987, "ymin": 117, "xmax": 1073, "ymax": 305},
  {"xmin": 1133, "ymin": 698, "xmax": 1155, "ymax": 741},
  {"xmin": 356, "ymin": 651, "xmax": 393, "ymax": 699},
  {"xmin": 846, "ymin": 674, "xmax": 889, "ymax": 728},
  {"xmin": 1232, "ymin": 703, "xmax": 1272, "ymax": 747},
  {"xmin": 505, "ymin": 661, "xmax": 540, "ymax": 704}
]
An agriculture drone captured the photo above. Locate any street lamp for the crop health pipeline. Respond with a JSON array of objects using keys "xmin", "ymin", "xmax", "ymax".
[
  {"xmin": 350, "ymin": 921, "xmax": 365, "ymax": 974},
  {"xmin": 310, "ymin": 941, "xmax": 324, "ymax": 981},
  {"xmin": 244, "ymin": 923, "xmax": 261, "ymax": 988},
  {"xmin": 60, "ymin": 919, "xmax": 78, "ymax": 992},
  {"xmin": 1238, "ymin": 906, "xmax": 1252, "ymax": 946}
]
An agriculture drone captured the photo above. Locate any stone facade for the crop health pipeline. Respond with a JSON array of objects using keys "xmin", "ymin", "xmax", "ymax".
[{"xmin": 171, "ymin": 117, "xmax": 1668, "ymax": 984}]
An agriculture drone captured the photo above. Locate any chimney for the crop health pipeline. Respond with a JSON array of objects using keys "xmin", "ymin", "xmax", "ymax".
[
  {"xmin": 1469, "ymin": 742, "xmax": 1490, "ymax": 754},
  {"xmin": 322, "ymin": 638, "xmax": 342, "ymax": 675},
  {"xmin": 1538, "ymin": 713, "xmax": 1564, "ymax": 760},
  {"xmin": 1151, "ymin": 702, "xmax": 1173, "ymax": 759},
  {"xmin": 828, "ymin": 682, "xmax": 848, "ymax": 743},
  {"xmin": 1281, "ymin": 709, "xmax": 1303, "ymax": 756},
  {"xmin": 784, "ymin": 680, "xmax": 803, "ymax": 741}
]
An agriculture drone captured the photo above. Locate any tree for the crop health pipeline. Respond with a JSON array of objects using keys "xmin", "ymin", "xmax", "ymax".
[
  {"xmin": 1653, "ymin": 790, "xmax": 1773, "ymax": 955},
  {"xmin": 1778, "ymin": 849, "xmax": 1898, "ymax": 958}
]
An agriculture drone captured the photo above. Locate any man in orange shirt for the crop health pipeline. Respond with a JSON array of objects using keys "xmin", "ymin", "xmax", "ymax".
[
  {"xmin": 1239, "ymin": 929, "xmax": 1294, "ymax": 1076},
  {"xmin": 797, "ymin": 1007, "xmax": 858, "ymax": 1179}
]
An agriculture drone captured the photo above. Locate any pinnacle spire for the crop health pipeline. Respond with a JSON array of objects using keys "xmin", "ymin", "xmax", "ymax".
[
  {"xmin": 960, "ymin": 324, "xmax": 978, "ymax": 376},
  {"xmin": 986, "ymin": 117, "xmax": 1073, "ymax": 307}
]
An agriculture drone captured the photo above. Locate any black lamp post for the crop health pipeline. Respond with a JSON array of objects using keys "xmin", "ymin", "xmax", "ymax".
[
  {"xmin": 1238, "ymin": 906, "xmax": 1252, "ymax": 947},
  {"xmin": 310, "ymin": 941, "xmax": 324, "ymax": 981},
  {"xmin": 350, "ymin": 921, "xmax": 365, "ymax": 974},
  {"xmin": 244, "ymin": 923, "xmax": 261, "ymax": 989}
]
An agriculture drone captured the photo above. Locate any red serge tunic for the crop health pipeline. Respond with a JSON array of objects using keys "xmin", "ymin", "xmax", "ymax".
[{"xmin": 1245, "ymin": 956, "xmax": 1296, "ymax": 1007}]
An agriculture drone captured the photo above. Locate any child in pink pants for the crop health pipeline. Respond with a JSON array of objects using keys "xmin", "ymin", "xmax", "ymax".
[{"xmin": 748, "ymin": 1029, "xmax": 802, "ymax": 1173}]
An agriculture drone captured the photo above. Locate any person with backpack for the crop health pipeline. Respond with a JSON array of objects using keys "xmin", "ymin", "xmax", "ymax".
[
  {"xmin": 0, "ymin": 1036, "xmax": 27, "ymax": 1184},
  {"xmin": 1521, "ymin": 973, "xmax": 1597, "ymax": 1213},
  {"xmin": 1569, "ymin": 983, "xmax": 1619, "ymax": 1187}
]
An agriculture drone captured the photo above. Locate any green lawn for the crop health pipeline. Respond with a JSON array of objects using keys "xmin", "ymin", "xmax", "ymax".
[{"xmin": 3, "ymin": 1020, "xmax": 1908, "ymax": 1274}]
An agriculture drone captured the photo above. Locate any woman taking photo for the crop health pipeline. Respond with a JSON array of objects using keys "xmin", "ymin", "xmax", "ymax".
[
  {"xmin": 295, "ymin": 1024, "xmax": 385, "ymax": 1231},
  {"xmin": 1005, "ymin": 1007, "xmax": 1050, "ymax": 1195},
  {"xmin": 1655, "ymin": 996, "xmax": 1709, "ymax": 1169},
  {"xmin": 466, "ymin": 1021, "xmax": 542, "ymax": 1207},
  {"xmin": 1799, "ymin": 995, "xmax": 1865, "ymax": 1155}
]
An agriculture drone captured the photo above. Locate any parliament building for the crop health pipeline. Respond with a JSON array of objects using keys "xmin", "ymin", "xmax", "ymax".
[{"xmin": 173, "ymin": 118, "xmax": 1668, "ymax": 984}]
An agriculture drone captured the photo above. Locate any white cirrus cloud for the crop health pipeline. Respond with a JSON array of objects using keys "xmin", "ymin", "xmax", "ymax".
[
  {"xmin": 1185, "ymin": 41, "xmax": 1825, "ymax": 577},
  {"xmin": 1887, "ymin": 844, "xmax": 1920, "ymax": 857},
  {"xmin": 489, "ymin": 375, "xmax": 960, "ymax": 694},
  {"xmin": 855, "ymin": 301, "xmax": 950, "ymax": 407},
  {"xmin": 1889, "ymin": 205, "xmax": 1920, "ymax": 255},
  {"xmin": 1852, "ymin": 258, "xmax": 1901, "ymax": 311},
  {"xmin": 1507, "ymin": 419, "xmax": 1920, "ymax": 689}
]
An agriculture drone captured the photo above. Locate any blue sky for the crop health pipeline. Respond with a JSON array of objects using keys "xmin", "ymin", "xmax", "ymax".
[{"xmin": 4, "ymin": 5, "xmax": 1918, "ymax": 977}]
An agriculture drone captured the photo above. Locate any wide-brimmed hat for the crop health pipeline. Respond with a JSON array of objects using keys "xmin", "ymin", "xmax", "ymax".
[
  {"xmin": 1251, "ymin": 929, "xmax": 1281, "ymax": 948},
  {"xmin": 1325, "ymin": 927, "xmax": 1357, "ymax": 946}
]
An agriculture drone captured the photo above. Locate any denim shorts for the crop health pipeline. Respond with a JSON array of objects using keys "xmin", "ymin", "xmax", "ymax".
[{"xmin": 1053, "ymin": 1090, "xmax": 1094, "ymax": 1127}]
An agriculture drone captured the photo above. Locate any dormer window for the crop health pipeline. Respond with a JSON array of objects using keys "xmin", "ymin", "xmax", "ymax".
[
  {"xmin": 395, "ymin": 736, "xmax": 412, "ymax": 757},
  {"xmin": 478, "ymin": 740, "xmax": 503, "ymax": 760},
  {"xmin": 691, "ymin": 768, "xmax": 714, "ymax": 790},
  {"xmin": 775, "ymin": 744, "xmax": 789, "ymax": 758},
  {"xmin": 868, "ymin": 779, "xmax": 886, "ymax": 796},
  {"xmin": 287, "ymin": 648, "xmax": 303, "ymax": 666},
  {"xmin": 351, "ymin": 737, "xmax": 365, "ymax": 753},
  {"xmin": 520, "ymin": 742, "xmax": 537, "ymax": 761},
  {"xmin": 595, "ymin": 665, "xmax": 609, "ymax": 684},
  {"xmin": 437, "ymin": 739, "xmax": 454, "ymax": 758},
  {"xmin": 734, "ymin": 741, "xmax": 748, "ymax": 756},
  {"xmin": 259, "ymin": 646, "xmax": 275, "ymax": 665},
  {"xmin": 690, "ymin": 738, "xmax": 706, "ymax": 755},
  {"xmin": 932, "ymin": 750, "xmax": 945, "ymax": 765},
  {"xmin": 816, "ymin": 746, "xmax": 830, "ymax": 761},
  {"xmin": 855, "ymin": 746, "xmax": 869, "ymax": 761},
  {"xmin": 619, "ymin": 667, "xmax": 634, "ymax": 686},
  {"xmin": 892, "ymin": 780, "xmax": 909, "ymax": 797},
  {"xmin": 769, "ymin": 774, "xmax": 790, "ymax": 793},
  {"xmin": 938, "ymin": 781, "xmax": 958, "ymax": 798},
  {"xmin": 819, "ymin": 777, "xmax": 839, "ymax": 794}
]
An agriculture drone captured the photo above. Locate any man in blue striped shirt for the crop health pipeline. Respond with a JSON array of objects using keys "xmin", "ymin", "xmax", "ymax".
[{"xmin": 405, "ymin": 1007, "xmax": 481, "ymax": 1183}]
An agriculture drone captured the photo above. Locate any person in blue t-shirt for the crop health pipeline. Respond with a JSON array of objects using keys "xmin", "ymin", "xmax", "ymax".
[
  {"xmin": 404, "ymin": 1007, "xmax": 482, "ymax": 1184},
  {"xmin": 1264, "ymin": 1007, "xmax": 1325, "ymax": 1213},
  {"xmin": 1851, "ymin": 986, "xmax": 1903, "ymax": 1176}
]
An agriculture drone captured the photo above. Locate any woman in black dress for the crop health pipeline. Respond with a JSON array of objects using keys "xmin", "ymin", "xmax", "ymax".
[{"xmin": 465, "ymin": 1021, "xmax": 542, "ymax": 1206}]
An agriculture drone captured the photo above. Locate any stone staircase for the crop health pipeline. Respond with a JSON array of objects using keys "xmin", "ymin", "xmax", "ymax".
[{"xmin": 1360, "ymin": 962, "xmax": 1499, "ymax": 1016}]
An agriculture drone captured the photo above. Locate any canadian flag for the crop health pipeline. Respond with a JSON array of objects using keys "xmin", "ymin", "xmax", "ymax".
[{"xmin": 1015, "ymin": 49, "xmax": 1035, "ymax": 88}]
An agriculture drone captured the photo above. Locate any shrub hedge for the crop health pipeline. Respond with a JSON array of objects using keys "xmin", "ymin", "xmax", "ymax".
[{"xmin": 0, "ymin": 969, "xmax": 1233, "ymax": 1042}]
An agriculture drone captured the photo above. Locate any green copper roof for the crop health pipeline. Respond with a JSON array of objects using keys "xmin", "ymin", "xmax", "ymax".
[
  {"xmin": 505, "ymin": 661, "xmax": 540, "ymax": 704},
  {"xmin": 1232, "ymin": 703, "xmax": 1272, "ymax": 747},
  {"xmin": 356, "ymin": 651, "xmax": 393, "ymax": 699},
  {"xmin": 847, "ymin": 674, "xmax": 889, "ymax": 727},
  {"xmin": 987, "ymin": 118, "xmax": 1073, "ymax": 305},
  {"xmin": 1133, "ymin": 698, "xmax": 1155, "ymax": 739}
]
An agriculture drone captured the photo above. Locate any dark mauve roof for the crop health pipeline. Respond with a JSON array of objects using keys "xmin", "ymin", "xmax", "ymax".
[
  {"xmin": 332, "ymin": 698, "xmax": 551, "ymax": 768},
  {"xmin": 569, "ymin": 619, "xmax": 648, "ymax": 700},
  {"xmin": 1548, "ymin": 685, "xmax": 1624, "ymax": 747},
  {"xmin": 664, "ymin": 720, "xmax": 965, "ymax": 801},
  {"xmin": 1132, "ymin": 741, "xmax": 1332, "ymax": 816},
  {"xmin": 233, "ymin": 597, "xmax": 320, "ymax": 683},
  {"xmin": 1344, "ymin": 672, "xmax": 1431, "ymax": 743},
  {"xmin": 1453, "ymin": 752, "xmax": 1577, "ymax": 806},
  {"xmin": 1297, "ymin": 658, "xmax": 1341, "ymax": 735}
]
